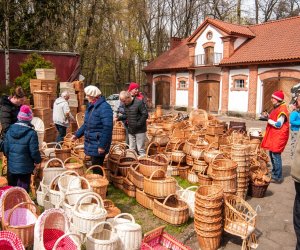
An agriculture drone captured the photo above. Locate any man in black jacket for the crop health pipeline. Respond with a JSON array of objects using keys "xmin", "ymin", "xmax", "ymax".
[
  {"xmin": 117, "ymin": 91, "xmax": 148, "ymax": 156},
  {"xmin": 0, "ymin": 87, "xmax": 26, "ymax": 152}
]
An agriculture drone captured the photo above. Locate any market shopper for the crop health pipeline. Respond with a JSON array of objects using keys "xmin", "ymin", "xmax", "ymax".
[
  {"xmin": 3, "ymin": 105, "xmax": 41, "ymax": 192},
  {"xmin": 117, "ymin": 91, "xmax": 148, "ymax": 156},
  {"xmin": 53, "ymin": 91, "xmax": 75, "ymax": 142},
  {"xmin": 72, "ymin": 85, "xmax": 113, "ymax": 172},
  {"xmin": 261, "ymin": 90, "xmax": 289, "ymax": 184},
  {"xmin": 0, "ymin": 86, "xmax": 26, "ymax": 135},
  {"xmin": 290, "ymin": 95, "xmax": 300, "ymax": 159},
  {"xmin": 128, "ymin": 82, "xmax": 146, "ymax": 103}
]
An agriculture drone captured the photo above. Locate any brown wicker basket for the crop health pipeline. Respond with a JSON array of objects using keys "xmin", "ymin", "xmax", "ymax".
[
  {"xmin": 110, "ymin": 173, "xmax": 123, "ymax": 190},
  {"xmin": 144, "ymin": 169, "xmax": 177, "ymax": 198},
  {"xmin": 138, "ymin": 155, "xmax": 168, "ymax": 178},
  {"xmin": 211, "ymin": 158, "xmax": 237, "ymax": 177},
  {"xmin": 128, "ymin": 163, "xmax": 144, "ymax": 190},
  {"xmin": 64, "ymin": 156, "xmax": 84, "ymax": 175},
  {"xmin": 123, "ymin": 177, "xmax": 136, "ymax": 197},
  {"xmin": 153, "ymin": 194, "xmax": 189, "ymax": 225},
  {"xmin": 248, "ymin": 181, "xmax": 269, "ymax": 198},
  {"xmin": 112, "ymin": 121, "xmax": 126, "ymax": 142},
  {"xmin": 55, "ymin": 148, "xmax": 72, "ymax": 162},
  {"xmin": 136, "ymin": 189, "xmax": 154, "ymax": 210},
  {"xmin": 84, "ymin": 165, "xmax": 109, "ymax": 199},
  {"xmin": 196, "ymin": 230, "xmax": 222, "ymax": 250},
  {"xmin": 198, "ymin": 172, "xmax": 213, "ymax": 186}
]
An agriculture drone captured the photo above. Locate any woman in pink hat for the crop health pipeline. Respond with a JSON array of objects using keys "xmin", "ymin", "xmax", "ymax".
[{"xmin": 261, "ymin": 90, "xmax": 289, "ymax": 184}]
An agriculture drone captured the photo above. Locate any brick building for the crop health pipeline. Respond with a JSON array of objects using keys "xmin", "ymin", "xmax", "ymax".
[{"xmin": 143, "ymin": 16, "xmax": 300, "ymax": 117}]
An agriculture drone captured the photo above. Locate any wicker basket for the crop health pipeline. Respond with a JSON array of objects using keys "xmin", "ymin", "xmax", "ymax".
[
  {"xmin": 86, "ymin": 221, "xmax": 120, "ymax": 250},
  {"xmin": 146, "ymin": 141, "xmax": 162, "ymax": 156},
  {"xmin": 117, "ymin": 151, "xmax": 138, "ymax": 177},
  {"xmin": 72, "ymin": 192, "xmax": 107, "ymax": 234},
  {"xmin": 190, "ymin": 140, "xmax": 209, "ymax": 159},
  {"xmin": 138, "ymin": 155, "xmax": 168, "ymax": 178},
  {"xmin": 112, "ymin": 121, "xmax": 126, "ymax": 142},
  {"xmin": 103, "ymin": 199, "xmax": 121, "ymax": 218},
  {"xmin": 136, "ymin": 189, "xmax": 154, "ymax": 210},
  {"xmin": 195, "ymin": 185, "xmax": 223, "ymax": 209},
  {"xmin": 144, "ymin": 169, "xmax": 177, "ymax": 198},
  {"xmin": 43, "ymin": 158, "xmax": 66, "ymax": 186},
  {"xmin": 211, "ymin": 158, "xmax": 237, "ymax": 177},
  {"xmin": 65, "ymin": 176, "xmax": 92, "ymax": 206},
  {"xmin": 123, "ymin": 177, "xmax": 136, "ymax": 197},
  {"xmin": 110, "ymin": 173, "xmax": 123, "ymax": 190},
  {"xmin": 128, "ymin": 163, "xmax": 144, "ymax": 190},
  {"xmin": 178, "ymin": 165, "xmax": 190, "ymax": 179},
  {"xmin": 150, "ymin": 129, "xmax": 170, "ymax": 146},
  {"xmin": 84, "ymin": 165, "xmax": 109, "ymax": 199},
  {"xmin": 54, "ymin": 148, "xmax": 72, "ymax": 162},
  {"xmin": 248, "ymin": 181, "xmax": 269, "ymax": 198},
  {"xmin": 196, "ymin": 230, "xmax": 222, "ymax": 250},
  {"xmin": 153, "ymin": 194, "xmax": 189, "ymax": 225},
  {"xmin": 108, "ymin": 213, "xmax": 142, "ymax": 250},
  {"xmin": 64, "ymin": 157, "xmax": 84, "ymax": 176},
  {"xmin": 187, "ymin": 167, "xmax": 199, "ymax": 184}
]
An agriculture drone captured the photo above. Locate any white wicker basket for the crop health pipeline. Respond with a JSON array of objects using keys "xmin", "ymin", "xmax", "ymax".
[
  {"xmin": 65, "ymin": 176, "xmax": 92, "ymax": 206},
  {"xmin": 72, "ymin": 192, "xmax": 107, "ymax": 234},
  {"xmin": 43, "ymin": 158, "xmax": 66, "ymax": 185},
  {"xmin": 57, "ymin": 170, "xmax": 80, "ymax": 194},
  {"xmin": 49, "ymin": 174, "xmax": 64, "ymax": 208},
  {"xmin": 108, "ymin": 213, "xmax": 142, "ymax": 250},
  {"xmin": 178, "ymin": 186, "xmax": 197, "ymax": 218},
  {"xmin": 86, "ymin": 221, "xmax": 120, "ymax": 250}
]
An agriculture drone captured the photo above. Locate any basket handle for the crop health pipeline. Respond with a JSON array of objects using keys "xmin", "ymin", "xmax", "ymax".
[
  {"xmin": 146, "ymin": 141, "xmax": 160, "ymax": 156},
  {"xmin": 153, "ymin": 153, "xmax": 169, "ymax": 163},
  {"xmin": 74, "ymin": 191, "xmax": 104, "ymax": 211},
  {"xmin": 50, "ymin": 173, "xmax": 65, "ymax": 190},
  {"xmin": 181, "ymin": 186, "xmax": 198, "ymax": 197},
  {"xmin": 60, "ymin": 170, "xmax": 80, "ymax": 177},
  {"xmin": 207, "ymin": 141, "xmax": 218, "ymax": 151},
  {"xmin": 113, "ymin": 213, "xmax": 135, "ymax": 224},
  {"xmin": 53, "ymin": 233, "xmax": 81, "ymax": 250},
  {"xmin": 85, "ymin": 165, "xmax": 106, "ymax": 178},
  {"xmin": 154, "ymin": 128, "xmax": 164, "ymax": 135},
  {"xmin": 109, "ymin": 143, "xmax": 128, "ymax": 155},
  {"xmin": 211, "ymin": 153, "xmax": 224, "ymax": 164},
  {"xmin": 87, "ymin": 221, "xmax": 116, "ymax": 237},
  {"xmin": 162, "ymin": 194, "xmax": 178, "ymax": 206},
  {"xmin": 114, "ymin": 121, "xmax": 124, "ymax": 127},
  {"xmin": 64, "ymin": 156, "xmax": 82, "ymax": 165},
  {"xmin": 7, "ymin": 202, "xmax": 38, "ymax": 225},
  {"xmin": 66, "ymin": 176, "xmax": 90, "ymax": 192},
  {"xmin": 125, "ymin": 149, "xmax": 139, "ymax": 159},
  {"xmin": 149, "ymin": 169, "xmax": 166, "ymax": 180},
  {"xmin": 44, "ymin": 158, "xmax": 64, "ymax": 169}
]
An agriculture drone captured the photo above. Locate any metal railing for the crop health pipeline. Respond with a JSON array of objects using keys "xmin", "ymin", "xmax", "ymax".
[{"xmin": 194, "ymin": 53, "xmax": 223, "ymax": 66}]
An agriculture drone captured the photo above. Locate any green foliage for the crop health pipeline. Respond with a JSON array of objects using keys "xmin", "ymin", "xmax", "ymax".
[{"xmin": 14, "ymin": 53, "xmax": 53, "ymax": 95}]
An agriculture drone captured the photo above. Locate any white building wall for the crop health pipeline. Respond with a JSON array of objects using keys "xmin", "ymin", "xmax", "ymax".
[
  {"xmin": 234, "ymin": 37, "xmax": 247, "ymax": 50},
  {"xmin": 228, "ymin": 68, "xmax": 250, "ymax": 113},
  {"xmin": 175, "ymin": 72, "xmax": 189, "ymax": 106},
  {"xmin": 194, "ymin": 24, "xmax": 224, "ymax": 55}
]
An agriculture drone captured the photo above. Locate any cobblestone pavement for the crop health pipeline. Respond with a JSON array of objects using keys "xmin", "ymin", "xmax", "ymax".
[{"xmin": 184, "ymin": 115, "xmax": 297, "ymax": 250}]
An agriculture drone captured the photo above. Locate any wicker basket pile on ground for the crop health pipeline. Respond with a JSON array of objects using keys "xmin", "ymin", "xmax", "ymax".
[{"xmin": 194, "ymin": 185, "xmax": 224, "ymax": 250}]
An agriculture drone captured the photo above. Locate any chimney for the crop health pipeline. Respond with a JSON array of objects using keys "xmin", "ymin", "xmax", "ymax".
[
  {"xmin": 221, "ymin": 36, "xmax": 237, "ymax": 58},
  {"xmin": 170, "ymin": 37, "xmax": 182, "ymax": 49}
]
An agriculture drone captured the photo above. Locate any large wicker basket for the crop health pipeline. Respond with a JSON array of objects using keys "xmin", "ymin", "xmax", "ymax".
[
  {"xmin": 143, "ymin": 169, "xmax": 177, "ymax": 198},
  {"xmin": 112, "ymin": 121, "xmax": 126, "ymax": 142},
  {"xmin": 153, "ymin": 194, "xmax": 189, "ymax": 225},
  {"xmin": 138, "ymin": 155, "xmax": 168, "ymax": 178}
]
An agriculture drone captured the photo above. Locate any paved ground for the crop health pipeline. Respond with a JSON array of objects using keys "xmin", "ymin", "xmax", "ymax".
[{"xmin": 184, "ymin": 116, "xmax": 297, "ymax": 250}]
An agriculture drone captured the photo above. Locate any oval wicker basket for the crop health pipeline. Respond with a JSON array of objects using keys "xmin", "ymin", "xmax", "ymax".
[
  {"xmin": 43, "ymin": 158, "xmax": 66, "ymax": 186},
  {"xmin": 112, "ymin": 121, "xmax": 126, "ymax": 142},
  {"xmin": 138, "ymin": 155, "xmax": 168, "ymax": 178},
  {"xmin": 84, "ymin": 165, "xmax": 109, "ymax": 199},
  {"xmin": 128, "ymin": 163, "xmax": 144, "ymax": 190},
  {"xmin": 211, "ymin": 158, "xmax": 238, "ymax": 177},
  {"xmin": 153, "ymin": 194, "xmax": 189, "ymax": 225},
  {"xmin": 136, "ymin": 189, "xmax": 154, "ymax": 210},
  {"xmin": 64, "ymin": 156, "xmax": 84, "ymax": 176},
  {"xmin": 143, "ymin": 169, "xmax": 177, "ymax": 198}
]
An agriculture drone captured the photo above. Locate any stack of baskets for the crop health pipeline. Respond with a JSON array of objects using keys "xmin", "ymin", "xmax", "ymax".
[
  {"xmin": 194, "ymin": 185, "xmax": 223, "ymax": 250},
  {"xmin": 231, "ymin": 144, "xmax": 250, "ymax": 199},
  {"xmin": 211, "ymin": 158, "xmax": 237, "ymax": 196}
]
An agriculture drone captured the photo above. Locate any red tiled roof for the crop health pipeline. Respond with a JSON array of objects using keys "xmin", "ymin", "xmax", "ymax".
[
  {"xmin": 220, "ymin": 16, "xmax": 300, "ymax": 65},
  {"xmin": 188, "ymin": 18, "xmax": 255, "ymax": 42},
  {"xmin": 143, "ymin": 39, "xmax": 189, "ymax": 72}
]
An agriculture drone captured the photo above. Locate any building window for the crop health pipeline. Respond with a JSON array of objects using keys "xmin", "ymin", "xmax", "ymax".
[
  {"xmin": 177, "ymin": 77, "xmax": 188, "ymax": 90},
  {"xmin": 235, "ymin": 79, "xmax": 245, "ymax": 88},
  {"xmin": 230, "ymin": 74, "xmax": 248, "ymax": 91}
]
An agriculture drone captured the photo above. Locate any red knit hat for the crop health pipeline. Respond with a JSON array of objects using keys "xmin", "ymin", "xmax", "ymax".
[
  {"xmin": 17, "ymin": 105, "xmax": 33, "ymax": 121},
  {"xmin": 272, "ymin": 90, "xmax": 284, "ymax": 101},
  {"xmin": 128, "ymin": 82, "xmax": 140, "ymax": 92}
]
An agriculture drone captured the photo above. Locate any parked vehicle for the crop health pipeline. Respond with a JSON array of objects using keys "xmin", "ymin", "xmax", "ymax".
[{"xmin": 106, "ymin": 94, "xmax": 120, "ymax": 113}]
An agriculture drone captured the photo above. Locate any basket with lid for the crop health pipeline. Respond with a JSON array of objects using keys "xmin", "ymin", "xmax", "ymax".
[{"xmin": 107, "ymin": 213, "xmax": 142, "ymax": 250}]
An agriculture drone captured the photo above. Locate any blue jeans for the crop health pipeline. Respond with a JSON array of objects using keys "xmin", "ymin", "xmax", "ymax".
[
  {"xmin": 269, "ymin": 151, "xmax": 282, "ymax": 180},
  {"xmin": 55, "ymin": 124, "xmax": 67, "ymax": 143}
]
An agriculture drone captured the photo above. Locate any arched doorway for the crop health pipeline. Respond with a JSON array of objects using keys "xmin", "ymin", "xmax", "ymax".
[
  {"xmin": 154, "ymin": 75, "xmax": 171, "ymax": 108},
  {"xmin": 196, "ymin": 73, "xmax": 221, "ymax": 113},
  {"xmin": 259, "ymin": 69, "xmax": 300, "ymax": 112}
]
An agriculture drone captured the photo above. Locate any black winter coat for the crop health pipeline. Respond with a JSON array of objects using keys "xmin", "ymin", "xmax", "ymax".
[
  {"xmin": 123, "ymin": 97, "xmax": 148, "ymax": 134},
  {"xmin": 0, "ymin": 96, "xmax": 20, "ymax": 135}
]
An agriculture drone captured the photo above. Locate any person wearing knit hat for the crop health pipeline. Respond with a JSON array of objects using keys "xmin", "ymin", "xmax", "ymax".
[
  {"xmin": 128, "ymin": 82, "xmax": 147, "ymax": 103},
  {"xmin": 72, "ymin": 85, "xmax": 113, "ymax": 174},
  {"xmin": 261, "ymin": 90, "xmax": 289, "ymax": 184},
  {"xmin": 17, "ymin": 105, "xmax": 33, "ymax": 121},
  {"xmin": 3, "ymin": 105, "xmax": 41, "ymax": 193}
]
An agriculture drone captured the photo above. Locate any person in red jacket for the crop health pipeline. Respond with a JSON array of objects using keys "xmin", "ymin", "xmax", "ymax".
[{"xmin": 261, "ymin": 90, "xmax": 289, "ymax": 184}]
